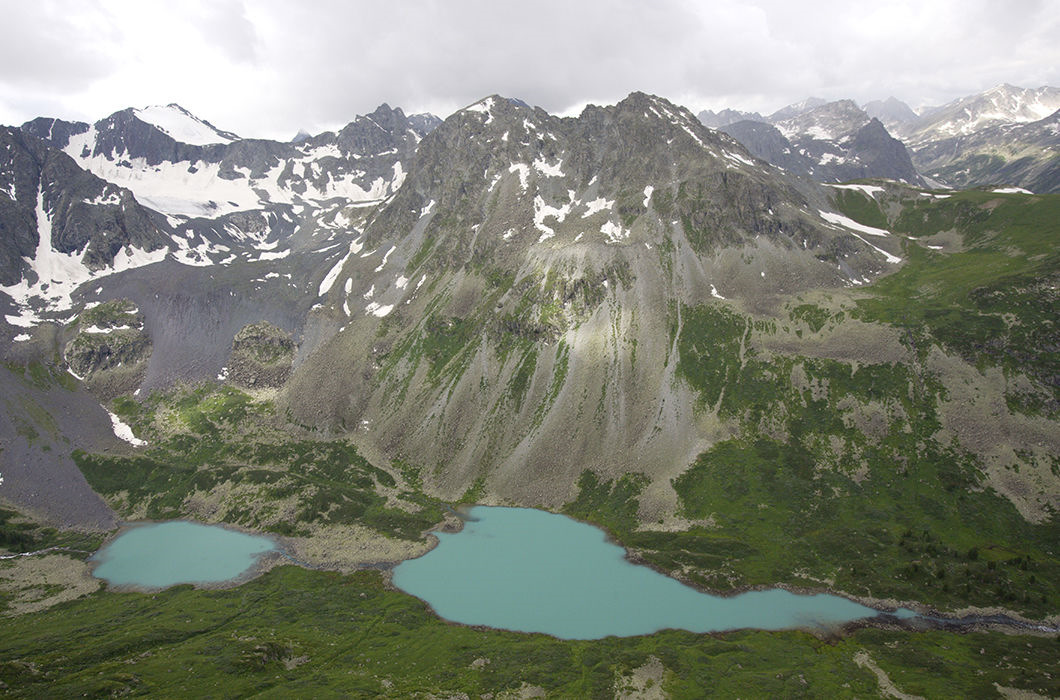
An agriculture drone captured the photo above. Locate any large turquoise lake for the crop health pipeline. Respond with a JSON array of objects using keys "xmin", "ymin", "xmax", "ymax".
[
  {"xmin": 393, "ymin": 506, "xmax": 884, "ymax": 639},
  {"xmin": 91, "ymin": 521, "xmax": 276, "ymax": 589}
]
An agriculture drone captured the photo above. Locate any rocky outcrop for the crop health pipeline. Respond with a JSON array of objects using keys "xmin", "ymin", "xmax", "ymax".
[
  {"xmin": 64, "ymin": 299, "xmax": 151, "ymax": 398},
  {"xmin": 227, "ymin": 321, "xmax": 295, "ymax": 388}
]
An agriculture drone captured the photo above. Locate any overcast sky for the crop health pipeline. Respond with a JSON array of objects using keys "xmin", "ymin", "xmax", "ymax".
[{"xmin": 1, "ymin": 0, "xmax": 1057, "ymax": 140}]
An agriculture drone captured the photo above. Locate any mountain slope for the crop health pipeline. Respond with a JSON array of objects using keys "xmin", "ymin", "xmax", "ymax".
[
  {"xmin": 284, "ymin": 92, "xmax": 904, "ymax": 504},
  {"xmin": 910, "ymin": 107, "xmax": 1060, "ymax": 193},
  {"xmin": 0, "ymin": 127, "xmax": 172, "ymax": 322}
]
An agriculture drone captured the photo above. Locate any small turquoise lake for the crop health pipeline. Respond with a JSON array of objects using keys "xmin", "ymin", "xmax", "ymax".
[
  {"xmin": 393, "ymin": 506, "xmax": 887, "ymax": 639},
  {"xmin": 91, "ymin": 521, "xmax": 276, "ymax": 589}
]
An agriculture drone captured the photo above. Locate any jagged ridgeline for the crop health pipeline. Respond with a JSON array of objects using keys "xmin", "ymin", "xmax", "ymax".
[{"xmin": 285, "ymin": 93, "xmax": 902, "ymax": 504}]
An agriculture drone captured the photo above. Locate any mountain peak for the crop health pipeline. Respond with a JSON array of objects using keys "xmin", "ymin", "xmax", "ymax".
[
  {"xmin": 862, "ymin": 97, "xmax": 918, "ymax": 127},
  {"xmin": 774, "ymin": 99, "xmax": 869, "ymax": 141},
  {"xmin": 768, "ymin": 97, "xmax": 828, "ymax": 122},
  {"xmin": 132, "ymin": 104, "xmax": 238, "ymax": 145}
]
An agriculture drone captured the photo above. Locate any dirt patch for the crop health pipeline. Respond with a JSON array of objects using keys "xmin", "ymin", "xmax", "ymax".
[
  {"xmin": 993, "ymin": 684, "xmax": 1051, "ymax": 699},
  {"xmin": 0, "ymin": 553, "xmax": 100, "ymax": 615},
  {"xmin": 928, "ymin": 349, "xmax": 1060, "ymax": 522},
  {"xmin": 285, "ymin": 523, "xmax": 433, "ymax": 572},
  {"xmin": 614, "ymin": 655, "xmax": 670, "ymax": 699},
  {"xmin": 854, "ymin": 650, "xmax": 924, "ymax": 699}
]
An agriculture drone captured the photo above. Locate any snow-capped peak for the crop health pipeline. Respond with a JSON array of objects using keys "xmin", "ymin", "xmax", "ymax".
[
  {"xmin": 133, "ymin": 104, "xmax": 238, "ymax": 145},
  {"xmin": 911, "ymin": 84, "xmax": 1060, "ymax": 140},
  {"xmin": 461, "ymin": 97, "xmax": 497, "ymax": 124}
]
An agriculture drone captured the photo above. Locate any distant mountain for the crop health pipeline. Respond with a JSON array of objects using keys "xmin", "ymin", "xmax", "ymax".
[
  {"xmin": 862, "ymin": 97, "xmax": 919, "ymax": 129},
  {"xmin": 773, "ymin": 98, "xmax": 870, "ymax": 141},
  {"xmin": 767, "ymin": 97, "xmax": 828, "ymax": 122},
  {"xmin": 912, "ymin": 107, "xmax": 1060, "ymax": 192},
  {"xmin": 722, "ymin": 100, "xmax": 924, "ymax": 185},
  {"xmin": 696, "ymin": 108, "xmax": 765, "ymax": 129},
  {"xmin": 898, "ymin": 84, "xmax": 1060, "ymax": 192},
  {"xmin": 24, "ymin": 103, "xmax": 439, "ymax": 222},
  {"xmin": 901, "ymin": 84, "xmax": 1060, "ymax": 145}
]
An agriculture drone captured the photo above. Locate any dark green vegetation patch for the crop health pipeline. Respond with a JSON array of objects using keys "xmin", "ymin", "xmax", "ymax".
[
  {"xmin": 1, "ymin": 566, "xmax": 1057, "ymax": 698},
  {"xmin": 850, "ymin": 190, "xmax": 1060, "ymax": 413},
  {"xmin": 76, "ymin": 385, "xmax": 442, "ymax": 539}
]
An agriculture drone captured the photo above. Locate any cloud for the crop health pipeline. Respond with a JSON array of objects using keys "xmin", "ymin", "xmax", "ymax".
[
  {"xmin": 0, "ymin": 0, "xmax": 1058, "ymax": 137},
  {"xmin": 0, "ymin": 2, "xmax": 116, "ymax": 89}
]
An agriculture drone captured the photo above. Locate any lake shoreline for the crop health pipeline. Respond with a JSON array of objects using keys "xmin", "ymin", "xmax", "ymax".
[
  {"xmin": 383, "ymin": 504, "xmax": 1060, "ymax": 640},
  {"xmin": 83, "ymin": 510, "xmax": 1059, "ymax": 638}
]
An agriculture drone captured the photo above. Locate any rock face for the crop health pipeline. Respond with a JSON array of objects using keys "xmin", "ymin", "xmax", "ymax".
[
  {"xmin": 283, "ymin": 92, "xmax": 902, "ymax": 504},
  {"xmin": 227, "ymin": 321, "xmax": 296, "ymax": 388},
  {"xmin": 716, "ymin": 100, "xmax": 925, "ymax": 186},
  {"xmin": 63, "ymin": 299, "xmax": 151, "ymax": 398},
  {"xmin": 0, "ymin": 127, "xmax": 171, "ymax": 287}
]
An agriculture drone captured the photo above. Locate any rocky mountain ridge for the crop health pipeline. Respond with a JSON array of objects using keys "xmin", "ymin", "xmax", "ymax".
[
  {"xmin": 702, "ymin": 84, "xmax": 1060, "ymax": 193},
  {"xmin": 282, "ymin": 91, "xmax": 905, "ymax": 502},
  {"xmin": 718, "ymin": 100, "xmax": 925, "ymax": 186}
]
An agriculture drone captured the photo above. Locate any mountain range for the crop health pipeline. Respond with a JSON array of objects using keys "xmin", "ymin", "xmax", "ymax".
[
  {"xmin": 697, "ymin": 83, "xmax": 1060, "ymax": 193},
  {"xmin": 1, "ymin": 82, "xmax": 1059, "ymax": 695},
  {"xmin": 1, "ymin": 85, "xmax": 1056, "ymax": 520}
]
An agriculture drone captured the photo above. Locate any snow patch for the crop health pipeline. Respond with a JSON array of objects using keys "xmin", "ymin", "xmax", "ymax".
[
  {"xmin": 365, "ymin": 302, "xmax": 394, "ymax": 317},
  {"xmin": 818, "ymin": 210, "xmax": 890, "ymax": 237},
  {"xmin": 533, "ymin": 194, "xmax": 574, "ymax": 242},
  {"xmin": 1, "ymin": 188, "xmax": 167, "ymax": 318},
  {"xmin": 134, "ymin": 105, "xmax": 235, "ymax": 146},
  {"xmin": 391, "ymin": 161, "xmax": 406, "ymax": 191},
  {"xmin": 642, "ymin": 186, "xmax": 654, "ymax": 207},
  {"xmin": 509, "ymin": 163, "xmax": 530, "ymax": 190},
  {"xmin": 464, "ymin": 97, "xmax": 495, "ymax": 124},
  {"xmin": 992, "ymin": 187, "xmax": 1032, "ymax": 194},
  {"xmin": 318, "ymin": 238, "xmax": 363, "ymax": 296},
  {"xmin": 82, "ymin": 324, "xmax": 135, "ymax": 334},
  {"xmin": 829, "ymin": 183, "xmax": 885, "ymax": 197},
  {"xmin": 724, "ymin": 151, "xmax": 755, "ymax": 167},
  {"xmin": 818, "ymin": 210, "xmax": 901, "ymax": 264},
  {"xmin": 532, "ymin": 157, "xmax": 565, "ymax": 178},
  {"xmin": 581, "ymin": 197, "xmax": 613, "ymax": 218},
  {"xmin": 83, "ymin": 191, "xmax": 122, "ymax": 206},
  {"xmin": 374, "ymin": 245, "xmax": 396, "ymax": 272},
  {"xmin": 106, "ymin": 409, "xmax": 146, "ymax": 446},
  {"xmin": 600, "ymin": 220, "xmax": 630, "ymax": 243}
]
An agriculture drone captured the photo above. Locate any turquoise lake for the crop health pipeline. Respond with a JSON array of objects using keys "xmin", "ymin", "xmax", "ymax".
[
  {"xmin": 392, "ymin": 506, "xmax": 885, "ymax": 639},
  {"xmin": 91, "ymin": 521, "xmax": 276, "ymax": 589}
]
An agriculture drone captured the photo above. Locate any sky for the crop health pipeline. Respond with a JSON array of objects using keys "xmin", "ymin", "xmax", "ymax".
[{"xmin": 1, "ymin": 0, "xmax": 1057, "ymax": 140}]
